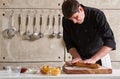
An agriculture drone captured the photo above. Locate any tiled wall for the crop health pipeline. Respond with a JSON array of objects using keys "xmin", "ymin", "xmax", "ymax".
[{"xmin": 0, "ymin": 0, "xmax": 120, "ymax": 69}]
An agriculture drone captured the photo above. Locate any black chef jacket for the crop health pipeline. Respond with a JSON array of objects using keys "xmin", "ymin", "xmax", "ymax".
[{"xmin": 62, "ymin": 4, "xmax": 116, "ymax": 61}]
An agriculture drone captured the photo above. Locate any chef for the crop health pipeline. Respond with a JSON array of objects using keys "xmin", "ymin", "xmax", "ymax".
[{"xmin": 62, "ymin": 0, "xmax": 116, "ymax": 67}]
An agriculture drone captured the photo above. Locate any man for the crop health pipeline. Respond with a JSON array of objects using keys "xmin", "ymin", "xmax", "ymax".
[{"xmin": 62, "ymin": 0, "xmax": 116, "ymax": 65}]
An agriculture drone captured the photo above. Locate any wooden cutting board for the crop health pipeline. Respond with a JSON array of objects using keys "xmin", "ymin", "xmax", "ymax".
[{"xmin": 63, "ymin": 65, "xmax": 112, "ymax": 74}]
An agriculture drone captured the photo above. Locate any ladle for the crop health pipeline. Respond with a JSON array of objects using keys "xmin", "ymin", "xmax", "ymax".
[
  {"xmin": 29, "ymin": 14, "xmax": 39, "ymax": 41},
  {"xmin": 57, "ymin": 14, "xmax": 62, "ymax": 38},
  {"xmin": 2, "ymin": 10, "xmax": 17, "ymax": 39},
  {"xmin": 49, "ymin": 16, "xmax": 56, "ymax": 38},
  {"xmin": 22, "ymin": 14, "xmax": 31, "ymax": 40},
  {"xmin": 17, "ymin": 14, "xmax": 21, "ymax": 35},
  {"xmin": 39, "ymin": 15, "xmax": 44, "ymax": 38}
]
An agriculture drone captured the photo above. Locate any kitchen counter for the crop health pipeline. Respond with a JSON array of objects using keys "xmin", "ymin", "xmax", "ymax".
[{"xmin": 0, "ymin": 69, "xmax": 120, "ymax": 79}]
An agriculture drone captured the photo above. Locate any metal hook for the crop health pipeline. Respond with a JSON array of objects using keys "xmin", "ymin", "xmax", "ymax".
[
  {"xmin": 11, "ymin": 10, "xmax": 14, "ymax": 16},
  {"xmin": 9, "ymin": 10, "xmax": 14, "ymax": 20},
  {"xmin": 34, "ymin": 9, "xmax": 37, "ymax": 14},
  {"xmin": 27, "ymin": 10, "xmax": 31, "ymax": 15}
]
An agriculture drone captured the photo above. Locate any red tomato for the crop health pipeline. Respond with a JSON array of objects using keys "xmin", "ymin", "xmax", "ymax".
[{"xmin": 20, "ymin": 67, "xmax": 27, "ymax": 73}]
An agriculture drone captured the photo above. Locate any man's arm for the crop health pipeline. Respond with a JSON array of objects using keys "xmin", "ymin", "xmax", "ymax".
[
  {"xmin": 62, "ymin": 17, "xmax": 83, "ymax": 63},
  {"xmin": 69, "ymin": 48, "xmax": 83, "ymax": 63},
  {"xmin": 84, "ymin": 46, "xmax": 112, "ymax": 64}
]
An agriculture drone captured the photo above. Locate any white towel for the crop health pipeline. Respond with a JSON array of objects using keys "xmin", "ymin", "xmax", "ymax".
[{"xmin": 101, "ymin": 54, "xmax": 112, "ymax": 68}]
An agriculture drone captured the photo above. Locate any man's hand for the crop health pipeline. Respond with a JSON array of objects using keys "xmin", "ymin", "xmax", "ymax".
[
  {"xmin": 83, "ymin": 58, "xmax": 96, "ymax": 64},
  {"xmin": 65, "ymin": 58, "xmax": 83, "ymax": 66},
  {"xmin": 83, "ymin": 46, "xmax": 112, "ymax": 64},
  {"xmin": 72, "ymin": 58, "xmax": 83, "ymax": 63}
]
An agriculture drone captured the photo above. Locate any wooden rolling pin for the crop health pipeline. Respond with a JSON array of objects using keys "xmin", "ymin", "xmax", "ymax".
[{"xmin": 65, "ymin": 61, "xmax": 101, "ymax": 69}]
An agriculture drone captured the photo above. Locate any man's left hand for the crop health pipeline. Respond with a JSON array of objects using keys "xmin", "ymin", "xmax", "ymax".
[{"xmin": 83, "ymin": 58, "xmax": 96, "ymax": 64}]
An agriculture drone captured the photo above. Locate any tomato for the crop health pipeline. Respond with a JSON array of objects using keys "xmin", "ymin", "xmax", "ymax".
[{"xmin": 20, "ymin": 67, "xmax": 27, "ymax": 73}]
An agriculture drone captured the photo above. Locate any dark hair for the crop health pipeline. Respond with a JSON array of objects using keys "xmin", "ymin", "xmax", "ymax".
[{"xmin": 62, "ymin": 0, "xmax": 80, "ymax": 18}]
